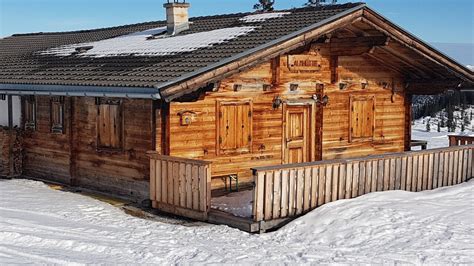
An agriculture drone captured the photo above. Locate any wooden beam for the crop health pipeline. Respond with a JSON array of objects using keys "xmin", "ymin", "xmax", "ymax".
[
  {"xmin": 405, "ymin": 80, "xmax": 463, "ymax": 94},
  {"xmin": 159, "ymin": 9, "xmax": 365, "ymax": 101},
  {"xmin": 371, "ymin": 46, "xmax": 430, "ymax": 79},
  {"xmin": 69, "ymin": 97, "xmax": 77, "ymax": 186},
  {"xmin": 361, "ymin": 10, "xmax": 473, "ymax": 83},
  {"xmin": 8, "ymin": 95, "xmax": 14, "ymax": 177},
  {"xmin": 363, "ymin": 52, "xmax": 415, "ymax": 78},
  {"xmin": 381, "ymin": 43, "xmax": 446, "ymax": 78},
  {"xmin": 330, "ymin": 56, "xmax": 338, "ymax": 84}
]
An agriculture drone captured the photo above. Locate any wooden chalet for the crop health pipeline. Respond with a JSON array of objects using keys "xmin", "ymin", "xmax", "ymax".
[{"xmin": 1, "ymin": 2, "xmax": 473, "ymax": 231}]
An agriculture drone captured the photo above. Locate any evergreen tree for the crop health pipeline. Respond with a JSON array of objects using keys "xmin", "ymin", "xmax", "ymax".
[
  {"xmin": 440, "ymin": 112, "xmax": 445, "ymax": 128},
  {"xmin": 437, "ymin": 121, "xmax": 441, "ymax": 132},
  {"xmin": 426, "ymin": 118, "xmax": 431, "ymax": 132},
  {"xmin": 306, "ymin": 0, "xmax": 337, "ymax": 6},
  {"xmin": 447, "ymin": 103, "xmax": 454, "ymax": 132},
  {"xmin": 254, "ymin": 0, "xmax": 275, "ymax": 11}
]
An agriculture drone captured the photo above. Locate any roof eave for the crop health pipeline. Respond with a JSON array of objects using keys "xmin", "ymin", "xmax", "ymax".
[{"xmin": 0, "ymin": 83, "xmax": 161, "ymax": 99}]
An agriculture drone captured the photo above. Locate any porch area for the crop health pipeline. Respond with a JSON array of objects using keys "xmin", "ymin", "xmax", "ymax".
[{"xmin": 148, "ymin": 137, "xmax": 474, "ymax": 233}]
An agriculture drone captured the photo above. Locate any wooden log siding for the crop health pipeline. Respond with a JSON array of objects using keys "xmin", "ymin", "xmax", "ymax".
[
  {"xmin": 449, "ymin": 135, "xmax": 474, "ymax": 147},
  {"xmin": 148, "ymin": 152, "xmax": 212, "ymax": 221},
  {"xmin": 252, "ymin": 145, "xmax": 474, "ymax": 222}
]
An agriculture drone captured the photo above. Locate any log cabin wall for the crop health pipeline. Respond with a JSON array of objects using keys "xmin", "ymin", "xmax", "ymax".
[
  {"xmin": 168, "ymin": 43, "xmax": 407, "ymax": 187},
  {"xmin": 21, "ymin": 96, "xmax": 155, "ymax": 201}
]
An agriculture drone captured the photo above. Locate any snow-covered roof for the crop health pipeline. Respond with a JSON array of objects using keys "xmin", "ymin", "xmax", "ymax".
[
  {"xmin": 240, "ymin": 12, "xmax": 291, "ymax": 23},
  {"xmin": 39, "ymin": 26, "xmax": 256, "ymax": 57}
]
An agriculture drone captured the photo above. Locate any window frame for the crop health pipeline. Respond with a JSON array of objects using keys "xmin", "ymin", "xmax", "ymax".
[
  {"xmin": 50, "ymin": 96, "xmax": 65, "ymax": 134},
  {"xmin": 349, "ymin": 95, "xmax": 376, "ymax": 143},
  {"xmin": 23, "ymin": 96, "xmax": 37, "ymax": 131},
  {"xmin": 96, "ymin": 98, "xmax": 124, "ymax": 152},
  {"xmin": 216, "ymin": 100, "xmax": 253, "ymax": 155}
]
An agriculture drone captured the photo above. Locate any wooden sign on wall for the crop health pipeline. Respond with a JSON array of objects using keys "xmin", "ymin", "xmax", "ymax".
[{"xmin": 287, "ymin": 55, "xmax": 321, "ymax": 72}]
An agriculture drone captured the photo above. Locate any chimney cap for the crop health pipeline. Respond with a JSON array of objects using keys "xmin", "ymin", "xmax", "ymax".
[{"xmin": 164, "ymin": 0, "xmax": 190, "ymax": 8}]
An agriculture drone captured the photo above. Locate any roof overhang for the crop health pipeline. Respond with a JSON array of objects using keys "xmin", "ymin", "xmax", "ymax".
[
  {"xmin": 0, "ymin": 83, "xmax": 161, "ymax": 99},
  {"xmin": 155, "ymin": 4, "xmax": 473, "ymax": 101}
]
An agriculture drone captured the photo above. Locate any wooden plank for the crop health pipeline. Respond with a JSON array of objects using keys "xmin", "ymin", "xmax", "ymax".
[
  {"xmin": 281, "ymin": 170, "xmax": 289, "ymax": 217},
  {"xmin": 352, "ymin": 162, "xmax": 359, "ymax": 197},
  {"xmin": 427, "ymin": 153, "xmax": 434, "ymax": 190},
  {"xmin": 288, "ymin": 169, "xmax": 296, "ymax": 216},
  {"xmin": 432, "ymin": 152, "xmax": 439, "ymax": 189},
  {"xmin": 412, "ymin": 155, "xmax": 418, "ymax": 192},
  {"xmin": 303, "ymin": 167, "xmax": 312, "ymax": 212},
  {"xmin": 383, "ymin": 159, "xmax": 390, "ymax": 191},
  {"xmin": 264, "ymin": 171, "xmax": 274, "ymax": 220},
  {"xmin": 317, "ymin": 165, "xmax": 326, "ymax": 205},
  {"xmin": 162, "ymin": 160, "xmax": 168, "ymax": 204},
  {"xmin": 377, "ymin": 160, "xmax": 384, "ymax": 191},
  {"xmin": 455, "ymin": 149, "xmax": 462, "ymax": 184},
  {"xmin": 365, "ymin": 161, "xmax": 372, "ymax": 193},
  {"xmin": 463, "ymin": 148, "xmax": 469, "ymax": 181},
  {"xmin": 167, "ymin": 161, "xmax": 174, "ymax": 204},
  {"xmin": 192, "ymin": 165, "xmax": 199, "ymax": 210},
  {"xmin": 406, "ymin": 156, "xmax": 413, "ymax": 192},
  {"xmin": 345, "ymin": 162, "xmax": 353, "ymax": 199},
  {"xmin": 310, "ymin": 167, "xmax": 319, "ymax": 208},
  {"xmin": 448, "ymin": 151, "xmax": 454, "ymax": 186},
  {"xmin": 416, "ymin": 155, "xmax": 423, "ymax": 192},
  {"xmin": 395, "ymin": 157, "xmax": 401, "ymax": 190},
  {"xmin": 150, "ymin": 159, "xmax": 156, "ymax": 202},
  {"xmin": 295, "ymin": 169, "xmax": 304, "ymax": 215},
  {"xmin": 389, "ymin": 158, "xmax": 396, "ymax": 190},
  {"xmin": 443, "ymin": 151, "xmax": 449, "ymax": 186},
  {"xmin": 185, "ymin": 163, "xmax": 192, "ymax": 209},
  {"xmin": 371, "ymin": 160, "xmax": 378, "ymax": 192},
  {"xmin": 358, "ymin": 162, "xmax": 365, "ymax": 196},
  {"xmin": 339, "ymin": 164, "xmax": 346, "ymax": 200},
  {"xmin": 469, "ymin": 148, "xmax": 473, "ymax": 179},
  {"xmin": 422, "ymin": 154, "xmax": 429, "ymax": 190},
  {"xmin": 173, "ymin": 162, "xmax": 180, "ymax": 206},
  {"xmin": 179, "ymin": 162, "xmax": 186, "ymax": 208},
  {"xmin": 332, "ymin": 164, "xmax": 340, "ymax": 201},
  {"xmin": 155, "ymin": 159, "xmax": 162, "ymax": 202},
  {"xmin": 272, "ymin": 170, "xmax": 282, "ymax": 219},
  {"xmin": 254, "ymin": 171, "xmax": 265, "ymax": 222},
  {"xmin": 325, "ymin": 165, "xmax": 333, "ymax": 203},
  {"xmin": 199, "ymin": 165, "xmax": 207, "ymax": 212},
  {"xmin": 400, "ymin": 156, "xmax": 407, "ymax": 191}
]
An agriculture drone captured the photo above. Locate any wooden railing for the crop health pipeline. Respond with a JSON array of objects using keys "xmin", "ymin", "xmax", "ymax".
[
  {"xmin": 252, "ymin": 145, "xmax": 473, "ymax": 223},
  {"xmin": 449, "ymin": 135, "xmax": 474, "ymax": 146},
  {"xmin": 148, "ymin": 152, "xmax": 212, "ymax": 221}
]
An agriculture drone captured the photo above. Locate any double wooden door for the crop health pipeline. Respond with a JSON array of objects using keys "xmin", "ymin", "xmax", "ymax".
[{"xmin": 283, "ymin": 104, "xmax": 316, "ymax": 164}]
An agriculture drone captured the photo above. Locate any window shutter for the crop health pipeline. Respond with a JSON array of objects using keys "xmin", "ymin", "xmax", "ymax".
[
  {"xmin": 350, "ymin": 96, "xmax": 375, "ymax": 141},
  {"xmin": 217, "ymin": 101, "xmax": 252, "ymax": 154}
]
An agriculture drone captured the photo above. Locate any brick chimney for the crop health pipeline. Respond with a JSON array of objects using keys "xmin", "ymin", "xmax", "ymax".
[{"xmin": 164, "ymin": 0, "xmax": 190, "ymax": 35}]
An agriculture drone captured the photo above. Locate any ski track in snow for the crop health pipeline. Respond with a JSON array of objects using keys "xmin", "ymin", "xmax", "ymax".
[{"xmin": 1, "ymin": 179, "xmax": 473, "ymax": 264}]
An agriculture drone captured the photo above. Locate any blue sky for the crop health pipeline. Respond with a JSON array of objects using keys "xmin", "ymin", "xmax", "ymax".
[{"xmin": 1, "ymin": 0, "xmax": 473, "ymax": 64}]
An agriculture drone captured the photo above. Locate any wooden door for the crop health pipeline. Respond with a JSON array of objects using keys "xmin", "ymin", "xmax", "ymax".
[{"xmin": 283, "ymin": 105, "xmax": 312, "ymax": 164}]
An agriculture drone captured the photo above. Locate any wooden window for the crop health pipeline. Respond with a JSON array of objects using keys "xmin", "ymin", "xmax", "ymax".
[
  {"xmin": 350, "ymin": 95, "xmax": 375, "ymax": 142},
  {"xmin": 23, "ymin": 96, "xmax": 36, "ymax": 130},
  {"xmin": 97, "ymin": 98, "xmax": 123, "ymax": 150},
  {"xmin": 217, "ymin": 100, "xmax": 252, "ymax": 154},
  {"xmin": 50, "ymin": 96, "xmax": 65, "ymax": 134}
]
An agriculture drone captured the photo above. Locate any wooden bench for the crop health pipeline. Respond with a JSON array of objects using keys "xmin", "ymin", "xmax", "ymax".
[
  {"xmin": 410, "ymin": 140, "xmax": 428, "ymax": 150},
  {"xmin": 212, "ymin": 174, "xmax": 239, "ymax": 192}
]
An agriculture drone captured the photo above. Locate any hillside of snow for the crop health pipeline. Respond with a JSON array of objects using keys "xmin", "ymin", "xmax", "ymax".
[
  {"xmin": 1, "ymin": 179, "xmax": 473, "ymax": 264},
  {"xmin": 412, "ymin": 105, "xmax": 473, "ymax": 149}
]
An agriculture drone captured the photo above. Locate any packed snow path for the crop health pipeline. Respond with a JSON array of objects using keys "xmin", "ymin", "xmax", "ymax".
[{"xmin": 1, "ymin": 179, "xmax": 473, "ymax": 264}]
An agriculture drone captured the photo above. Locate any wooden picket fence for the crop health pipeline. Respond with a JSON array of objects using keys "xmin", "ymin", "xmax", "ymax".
[
  {"xmin": 148, "ymin": 152, "xmax": 212, "ymax": 221},
  {"xmin": 252, "ymin": 145, "xmax": 474, "ymax": 223}
]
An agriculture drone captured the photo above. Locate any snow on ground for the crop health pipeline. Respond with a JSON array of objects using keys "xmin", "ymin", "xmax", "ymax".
[
  {"xmin": 211, "ymin": 190, "xmax": 253, "ymax": 218},
  {"xmin": 39, "ymin": 26, "xmax": 255, "ymax": 57},
  {"xmin": 412, "ymin": 106, "xmax": 474, "ymax": 150},
  {"xmin": 1, "ymin": 179, "xmax": 473, "ymax": 264}
]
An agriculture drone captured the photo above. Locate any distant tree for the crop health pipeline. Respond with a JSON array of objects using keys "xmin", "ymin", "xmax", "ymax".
[
  {"xmin": 305, "ymin": 0, "xmax": 337, "ymax": 6},
  {"xmin": 437, "ymin": 121, "xmax": 441, "ymax": 132},
  {"xmin": 440, "ymin": 112, "xmax": 445, "ymax": 128},
  {"xmin": 254, "ymin": 0, "xmax": 275, "ymax": 11},
  {"xmin": 447, "ymin": 103, "xmax": 454, "ymax": 132},
  {"xmin": 426, "ymin": 118, "xmax": 431, "ymax": 132}
]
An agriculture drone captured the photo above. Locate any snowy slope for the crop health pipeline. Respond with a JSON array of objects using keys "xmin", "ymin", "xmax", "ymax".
[{"xmin": 1, "ymin": 179, "xmax": 473, "ymax": 264}]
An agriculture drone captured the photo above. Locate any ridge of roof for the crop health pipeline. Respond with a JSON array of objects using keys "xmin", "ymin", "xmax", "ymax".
[{"xmin": 8, "ymin": 2, "xmax": 364, "ymax": 37}]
